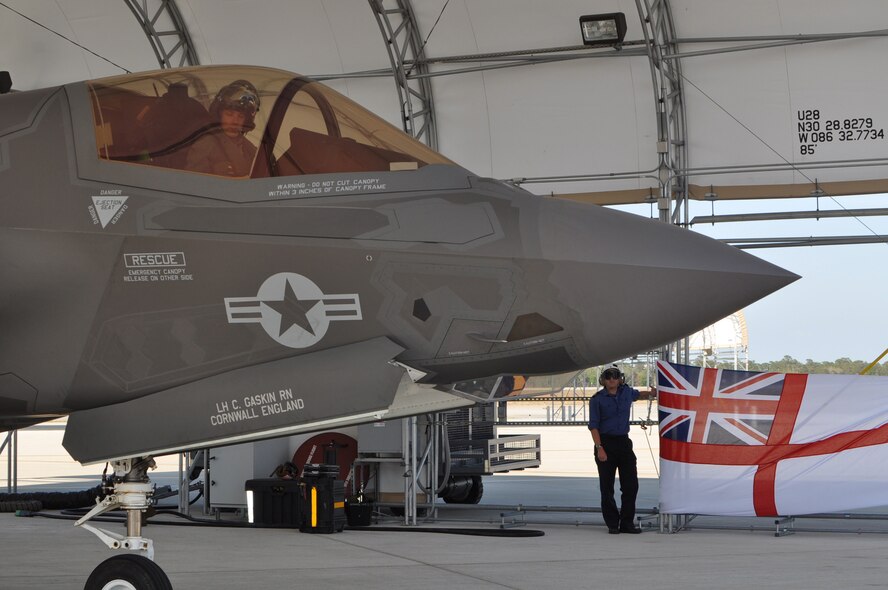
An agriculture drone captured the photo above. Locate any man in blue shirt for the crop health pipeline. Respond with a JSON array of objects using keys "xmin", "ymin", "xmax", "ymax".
[{"xmin": 588, "ymin": 365, "xmax": 653, "ymax": 534}]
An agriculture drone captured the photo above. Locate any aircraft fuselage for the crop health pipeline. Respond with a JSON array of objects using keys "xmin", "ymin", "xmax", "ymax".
[{"xmin": 0, "ymin": 66, "xmax": 797, "ymax": 461}]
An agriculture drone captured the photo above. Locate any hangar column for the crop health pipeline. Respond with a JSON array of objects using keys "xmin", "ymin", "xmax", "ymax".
[
  {"xmin": 636, "ymin": 0, "xmax": 691, "ymax": 365},
  {"xmin": 370, "ymin": 0, "xmax": 439, "ymax": 150},
  {"xmin": 123, "ymin": 0, "xmax": 200, "ymax": 69},
  {"xmin": 2, "ymin": 430, "xmax": 17, "ymax": 493}
]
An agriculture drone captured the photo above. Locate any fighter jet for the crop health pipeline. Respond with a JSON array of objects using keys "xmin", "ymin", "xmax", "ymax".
[{"xmin": 0, "ymin": 65, "xmax": 797, "ymax": 588}]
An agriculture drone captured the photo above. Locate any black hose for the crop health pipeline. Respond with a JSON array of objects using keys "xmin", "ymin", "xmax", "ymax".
[
  {"xmin": 1, "ymin": 481, "xmax": 204, "ymax": 513},
  {"xmin": 0, "ymin": 484, "xmax": 103, "ymax": 512},
  {"xmin": 345, "ymin": 526, "xmax": 545, "ymax": 537},
  {"xmin": 18, "ymin": 509, "xmax": 251, "ymax": 528},
  {"xmin": 17, "ymin": 509, "xmax": 544, "ymax": 536}
]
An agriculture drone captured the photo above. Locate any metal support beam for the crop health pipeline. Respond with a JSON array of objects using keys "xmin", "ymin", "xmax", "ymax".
[
  {"xmin": 635, "ymin": 0, "xmax": 688, "ymax": 226},
  {"xmin": 692, "ymin": 207, "xmax": 888, "ymax": 225},
  {"xmin": 369, "ymin": 0, "xmax": 438, "ymax": 149},
  {"xmin": 402, "ymin": 417, "xmax": 418, "ymax": 524},
  {"xmin": 177, "ymin": 451, "xmax": 192, "ymax": 514},
  {"xmin": 2, "ymin": 430, "xmax": 18, "ymax": 493},
  {"xmin": 123, "ymin": 0, "xmax": 199, "ymax": 69},
  {"xmin": 665, "ymin": 29, "xmax": 888, "ymax": 61},
  {"xmin": 312, "ymin": 29, "xmax": 886, "ymax": 81},
  {"xmin": 726, "ymin": 235, "xmax": 888, "ymax": 249},
  {"xmin": 635, "ymin": 0, "xmax": 689, "ymax": 365},
  {"xmin": 311, "ymin": 45, "xmax": 648, "ymax": 82}
]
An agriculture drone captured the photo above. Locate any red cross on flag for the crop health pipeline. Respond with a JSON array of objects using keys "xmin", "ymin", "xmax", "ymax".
[{"xmin": 658, "ymin": 360, "xmax": 888, "ymax": 516}]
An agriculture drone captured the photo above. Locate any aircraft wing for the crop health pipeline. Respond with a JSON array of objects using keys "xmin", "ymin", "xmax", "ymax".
[{"xmin": 63, "ymin": 337, "xmax": 404, "ymax": 464}]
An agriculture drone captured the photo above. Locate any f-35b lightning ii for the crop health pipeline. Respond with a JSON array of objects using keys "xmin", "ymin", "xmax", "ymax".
[{"xmin": 0, "ymin": 65, "xmax": 796, "ymax": 588}]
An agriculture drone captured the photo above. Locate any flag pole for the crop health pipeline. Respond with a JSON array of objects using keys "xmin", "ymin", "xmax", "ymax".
[{"xmin": 860, "ymin": 347, "xmax": 888, "ymax": 375}]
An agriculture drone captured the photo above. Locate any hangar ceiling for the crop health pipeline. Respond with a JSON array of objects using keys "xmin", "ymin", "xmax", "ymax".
[{"xmin": 3, "ymin": 0, "xmax": 888, "ymax": 232}]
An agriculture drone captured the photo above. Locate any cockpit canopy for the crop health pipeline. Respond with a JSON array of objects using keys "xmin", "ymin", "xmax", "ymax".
[{"xmin": 88, "ymin": 65, "xmax": 452, "ymax": 179}]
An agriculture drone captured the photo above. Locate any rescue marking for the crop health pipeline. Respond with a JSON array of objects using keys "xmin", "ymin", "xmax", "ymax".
[
  {"xmin": 122, "ymin": 251, "xmax": 193, "ymax": 283},
  {"xmin": 125, "ymin": 252, "xmax": 186, "ymax": 268}
]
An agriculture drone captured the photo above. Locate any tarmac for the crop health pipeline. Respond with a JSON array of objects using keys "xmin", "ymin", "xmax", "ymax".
[{"xmin": 3, "ymin": 416, "xmax": 888, "ymax": 589}]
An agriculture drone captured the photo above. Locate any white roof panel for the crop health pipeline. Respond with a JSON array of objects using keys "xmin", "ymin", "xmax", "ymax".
[{"xmin": 3, "ymin": 0, "xmax": 888, "ymax": 200}]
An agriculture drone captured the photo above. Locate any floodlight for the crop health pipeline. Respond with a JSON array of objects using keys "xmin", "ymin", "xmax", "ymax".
[{"xmin": 579, "ymin": 13, "xmax": 627, "ymax": 46}]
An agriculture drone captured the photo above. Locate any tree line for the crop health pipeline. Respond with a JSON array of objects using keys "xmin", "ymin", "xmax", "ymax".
[
  {"xmin": 744, "ymin": 356, "xmax": 888, "ymax": 376},
  {"xmin": 576, "ymin": 356, "xmax": 888, "ymax": 390}
]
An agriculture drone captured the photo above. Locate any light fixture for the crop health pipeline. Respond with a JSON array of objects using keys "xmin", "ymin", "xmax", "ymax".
[
  {"xmin": 246, "ymin": 490, "xmax": 255, "ymax": 524},
  {"xmin": 579, "ymin": 13, "xmax": 627, "ymax": 47}
]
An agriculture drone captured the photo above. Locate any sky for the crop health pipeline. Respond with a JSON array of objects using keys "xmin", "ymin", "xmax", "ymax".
[{"xmin": 617, "ymin": 194, "xmax": 888, "ymax": 364}]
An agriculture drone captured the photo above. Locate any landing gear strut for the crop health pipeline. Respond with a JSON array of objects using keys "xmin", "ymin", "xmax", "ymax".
[{"xmin": 76, "ymin": 457, "xmax": 172, "ymax": 590}]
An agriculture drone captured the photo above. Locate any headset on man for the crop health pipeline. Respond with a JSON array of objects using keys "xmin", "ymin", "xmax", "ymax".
[{"xmin": 598, "ymin": 365, "xmax": 625, "ymax": 386}]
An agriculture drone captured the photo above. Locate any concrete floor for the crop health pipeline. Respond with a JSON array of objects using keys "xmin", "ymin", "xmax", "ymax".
[
  {"xmin": 3, "ymin": 418, "xmax": 888, "ymax": 589},
  {"xmin": 4, "ymin": 486, "xmax": 888, "ymax": 590}
]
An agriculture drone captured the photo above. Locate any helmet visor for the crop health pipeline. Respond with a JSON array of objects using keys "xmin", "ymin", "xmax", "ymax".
[{"xmin": 218, "ymin": 82, "xmax": 259, "ymax": 115}]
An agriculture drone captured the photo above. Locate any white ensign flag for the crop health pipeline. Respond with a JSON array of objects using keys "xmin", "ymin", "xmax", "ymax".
[{"xmin": 658, "ymin": 361, "xmax": 888, "ymax": 516}]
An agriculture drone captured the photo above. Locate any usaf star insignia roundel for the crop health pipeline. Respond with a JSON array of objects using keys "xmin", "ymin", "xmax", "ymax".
[{"xmin": 224, "ymin": 272, "xmax": 362, "ymax": 348}]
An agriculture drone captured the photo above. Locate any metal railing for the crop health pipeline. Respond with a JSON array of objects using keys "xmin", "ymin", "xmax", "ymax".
[
  {"xmin": 449, "ymin": 434, "xmax": 541, "ymax": 475},
  {"xmin": 501, "ymin": 397, "xmax": 657, "ymax": 428}
]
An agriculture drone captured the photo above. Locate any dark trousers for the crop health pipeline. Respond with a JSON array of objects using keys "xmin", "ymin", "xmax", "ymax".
[{"xmin": 595, "ymin": 434, "xmax": 639, "ymax": 529}]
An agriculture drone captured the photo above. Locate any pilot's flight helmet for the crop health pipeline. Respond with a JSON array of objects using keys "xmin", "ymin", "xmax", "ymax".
[{"xmin": 210, "ymin": 80, "xmax": 260, "ymax": 130}]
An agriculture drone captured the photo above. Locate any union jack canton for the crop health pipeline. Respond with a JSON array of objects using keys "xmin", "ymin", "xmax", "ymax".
[{"xmin": 657, "ymin": 361, "xmax": 786, "ymax": 446}]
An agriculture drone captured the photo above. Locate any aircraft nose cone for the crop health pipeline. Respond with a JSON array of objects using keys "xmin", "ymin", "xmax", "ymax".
[{"xmin": 536, "ymin": 199, "xmax": 798, "ymax": 365}]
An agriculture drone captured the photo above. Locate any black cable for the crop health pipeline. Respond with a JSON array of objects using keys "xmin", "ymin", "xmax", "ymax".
[
  {"xmin": 151, "ymin": 509, "xmax": 251, "ymax": 527},
  {"xmin": 0, "ymin": 484, "xmax": 103, "ymax": 512},
  {"xmin": 1, "ymin": 482, "xmax": 199, "ymax": 513},
  {"xmin": 19, "ymin": 508, "xmax": 544, "ymax": 536},
  {"xmin": 345, "ymin": 525, "xmax": 545, "ymax": 537},
  {"xmin": 406, "ymin": 0, "xmax": 451, "ymax": 76},
  {"xmin": 0, "ymin": 1, "xmax": 130, "ymax": 73},
  {"xmin": 20, "ymin": 509, "xmax": 251, "ymax": 528},
  {"xmin": 189, "ymin": 489, "xmax": 204, "ymax": 506}
]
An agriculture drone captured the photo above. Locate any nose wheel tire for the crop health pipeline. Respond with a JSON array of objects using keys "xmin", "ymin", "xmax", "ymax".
[{"xmin": 84, "ymin": 554, "xmax": 172, "ymax": 590}]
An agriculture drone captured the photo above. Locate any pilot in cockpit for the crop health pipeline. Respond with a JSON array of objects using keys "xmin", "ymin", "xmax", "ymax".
[{"xmin": 186, "ymin": 80, "xmax": 259, "ymax": 177}]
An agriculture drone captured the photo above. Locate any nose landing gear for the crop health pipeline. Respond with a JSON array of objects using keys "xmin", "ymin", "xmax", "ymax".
[{"xmin": 76, "ymin": 457, "xmax": 172, "ymax": 590}]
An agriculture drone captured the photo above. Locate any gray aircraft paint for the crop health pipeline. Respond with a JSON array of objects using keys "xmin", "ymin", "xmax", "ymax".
[
  {"xmin": 0, "ymin": 67, "xmax": 798, "ymax": 462},
  {"xmin": 63, "ymin": 337, "xmax": 404, "ymax": 463}
]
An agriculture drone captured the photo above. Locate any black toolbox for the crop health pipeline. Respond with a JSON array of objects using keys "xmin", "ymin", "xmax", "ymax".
[
  {"xmin": 345, "ymin": 498, "xmax": 373, "ymax": 526},
  {"xmin": 245, "ymin": 478, "xmax": 304, "ymax": 528},
  {"xmin": 300, "ymin": 464, "xmax": 346, "ymax": 534}
]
